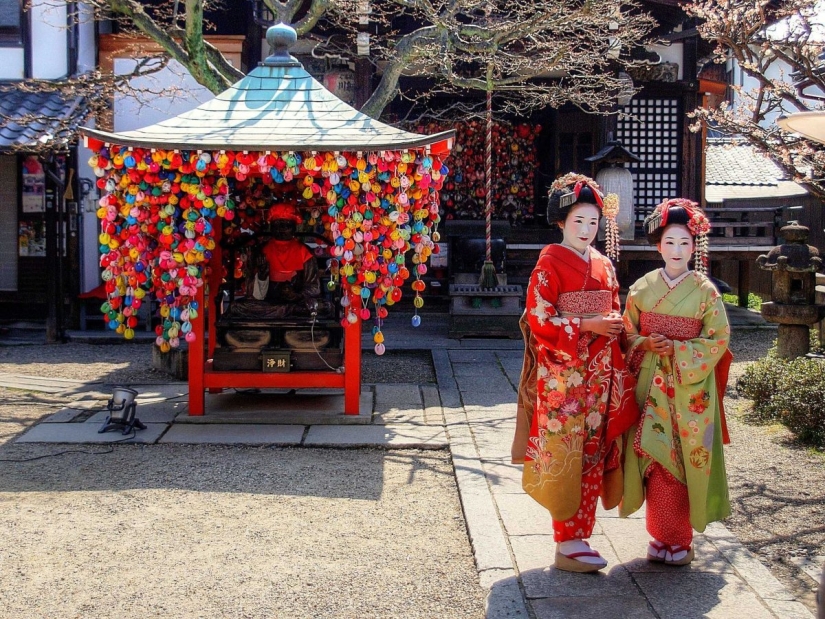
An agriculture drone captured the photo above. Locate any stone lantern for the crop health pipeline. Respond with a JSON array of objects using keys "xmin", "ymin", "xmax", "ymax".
[{"xmin": 757, "ymin": 222, "xmax": 825, "ymax": 358}]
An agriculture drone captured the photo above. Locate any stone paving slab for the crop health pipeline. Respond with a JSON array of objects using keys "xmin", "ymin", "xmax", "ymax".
[
  {"xmin": 634, "ymin": 571, "xmax": 777, "ymax": 619},
  {"xmin": 451, "ymin": 362, "xmax": 495, "ymax": 377},
  {"xmin": 531, "ymin": 594, "xmax": 657, "ymax": 619},
  {"xmin": 481, "ymin": 460, "xmax": 524, "ymax": 495},
  {"xmin": 420, "ymin": 384, "xmax": 445, "ymax": 426},
  {"xmin": 516, "ymin": 537, "xmax": 631, "ymax": 599},
  {"xmin": 16, "ymin": 421, "xmax": 168, "ymax": 444},
  {"xmin": 485, "ymin": 576, "xmax": 531, "ymax": 619},
  {"xmin": 42, "ymin": 400, "xmax": 105, "ymax": 423},
  {"xmin": 158, "ymin": 423, "xmax": 304, "ymax": 445},
  {"xmin": 453, "ymin": 374, "xmax": 516, "ymax": 394},
  {"xmin": 449, "ymin": 350, "xmax": 500, "ymax": 364},
  {"xmin": 599, "ymin": 517, "xmax": 735, "ymax": 574},
  {"xmin": 495, "ymin": 492, "xmax": 558, "ymax": 537},
  {"xmin": 175, "ymin": 390, "xmax": 373, "ymax": 424},
  {"xmin": 303, "ymin": 423, "xmax": 447, "ymax": 449},
  {"xmin": 436, "ymin": 343, "xmax": 812, "ymax": 619},
  {"xmin": 0, "ymin": 373, "xmax": 95, "ymax": 393},
  {"xmin": 459, "ymin": 390, "xmax": 519, "ymax": 408},
  {"xmin": 373, "ymin": 383, "xmax": 426, "ymax": 425},
  {"xmin": 790, "ymin": 555, "xmax": 825, "ymax": 584}
]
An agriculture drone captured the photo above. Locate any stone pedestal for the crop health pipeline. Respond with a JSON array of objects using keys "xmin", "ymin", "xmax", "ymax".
[
  {"xmin": 777, "ymin": 324, "xmax": 811, "ymax": 359},
  {"xmin": 152, "ymin": 344, "xmax": 189, "ymax": 380},
  {"xmin": 448, "ymin": 281, "xmax": 523, "ymax": 338}
]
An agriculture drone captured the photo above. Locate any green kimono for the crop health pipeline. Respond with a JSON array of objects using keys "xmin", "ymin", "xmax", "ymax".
[{"xmin": 620, "ymin": 270, "xmax": 732, "ymax": 532}]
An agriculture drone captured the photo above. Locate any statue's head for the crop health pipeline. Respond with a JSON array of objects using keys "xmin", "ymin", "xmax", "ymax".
[{"xmin": 267, "ymin": 203, "xmax": 302, "ymax": 240}]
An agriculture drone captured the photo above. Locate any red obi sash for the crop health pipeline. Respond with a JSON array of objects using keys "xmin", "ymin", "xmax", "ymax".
[
  {"xmin": 639, "ymin": 312, "xmax": 702, "ymax": 340},
  {"xmin": 556, "ymin": 290, "xmax": 613, "ymax": 316}
]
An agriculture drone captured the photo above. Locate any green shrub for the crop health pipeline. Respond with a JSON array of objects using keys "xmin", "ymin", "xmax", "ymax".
[
  {"xmin": 737, "ymin": 351, "xmax": 784, "ymax": 421},
  {"xmin": 738, "ymin": 352, "xmax": 825, "ymax": 445},
  {"xmin": 771, "ymin": 358, "xmax": 825, "ymax": 445},
  {"xmin": 722, "ymin": 292, "xmax": 763, "ymax": 311}
]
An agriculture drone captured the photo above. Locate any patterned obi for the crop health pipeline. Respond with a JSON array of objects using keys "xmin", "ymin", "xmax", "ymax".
[
  {"xmin": 639, "ymin": 311, "xmax": 702, "ymax": 340},
  {"xmin": 556, "ymin": 290, "xmax": 613, "ymax": 317}
]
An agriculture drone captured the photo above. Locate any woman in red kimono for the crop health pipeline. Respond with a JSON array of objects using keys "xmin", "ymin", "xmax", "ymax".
[{"xmin": 513, "ymin": 173, "xmax": 638, "ymax": 573}]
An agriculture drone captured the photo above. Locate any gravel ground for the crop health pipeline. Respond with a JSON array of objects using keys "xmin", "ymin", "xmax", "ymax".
[
  {"xmin": 724, "ymin": 328, "xmax": 825, "ymax": 615},
  {"xmin": 0, "ymin": 345, "xmax": 479, "ymax": 619},
  {"xmin": 1, "ymin": 331, "xmax": 823, "ymax": 614},
  {"xmin": 0, "ymin": 344, "xmax": 436, "ymax": 386}
]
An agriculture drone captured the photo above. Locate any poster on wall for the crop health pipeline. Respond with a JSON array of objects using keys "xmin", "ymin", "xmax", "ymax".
[
  {"xmin": 21, "ymin": 156, "xmax": 45, "ymax": 213},
  {"xmin": 18, "ymin": 219, "xmax": 46, "ymax": 257}
]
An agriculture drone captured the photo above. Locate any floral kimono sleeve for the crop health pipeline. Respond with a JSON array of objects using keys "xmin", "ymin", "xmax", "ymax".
[
  {"xmin": 672, "ymin": 285, "xmax": 730, "ymax": 386},
  {"xmin": 525, "ymin": 265, "xmax": 581, "ymax": 364},
  {"xmin": 622, "ymin": 287, "xmax": 648, "ymax": 376}
]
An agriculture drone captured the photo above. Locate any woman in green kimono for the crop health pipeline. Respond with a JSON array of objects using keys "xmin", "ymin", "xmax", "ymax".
[{"xmin": 621, "ymin": 198, "xmax": 732, "ymax": 566}]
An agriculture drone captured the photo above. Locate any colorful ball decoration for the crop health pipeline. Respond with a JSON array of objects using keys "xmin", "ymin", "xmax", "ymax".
[
  {"xmin": 87, "ymin": 143, "xmax": 448, "ymax": 351},
  {"xmin": 412, "ymin": 120, "xmax": 539, "ymax": 223}
]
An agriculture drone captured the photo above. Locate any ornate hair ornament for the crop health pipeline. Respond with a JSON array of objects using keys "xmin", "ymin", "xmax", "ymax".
[
  {"xmin": 550, "ymin": 172, "xmax": 621, "ymax": 260},
  {"xmin": 648, "ymin": 198, "xmax": 710, "ymax": 276}
]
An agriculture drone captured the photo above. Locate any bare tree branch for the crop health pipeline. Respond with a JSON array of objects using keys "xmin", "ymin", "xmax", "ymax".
[{"xmin": 686, "ymin": 0, "xmax": 825, "ymax": 200}]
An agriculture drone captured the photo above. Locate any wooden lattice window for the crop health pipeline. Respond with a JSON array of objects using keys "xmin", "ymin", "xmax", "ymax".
[{"xmin": 616, "ymin": 97, "xmax": 681, "ymax": 224}]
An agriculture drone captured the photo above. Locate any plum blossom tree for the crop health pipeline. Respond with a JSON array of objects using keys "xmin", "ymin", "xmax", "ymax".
[{"xmin": 686, "ymin": 0, "xmax": 825, "ymax": 199}]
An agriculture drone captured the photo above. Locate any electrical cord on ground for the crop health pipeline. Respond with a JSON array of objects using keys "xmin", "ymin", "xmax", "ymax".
[{"xmin": 0, "ymin": 427, "xmax": 139, "ymax": 462}]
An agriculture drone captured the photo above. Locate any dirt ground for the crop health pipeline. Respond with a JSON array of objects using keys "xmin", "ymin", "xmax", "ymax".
[
  {"xmin": 1, "ymin": 331, "xmax": 824, "ymax": 615},
  {"xmin": 724, "ymin": 329, "xmax": 825, "ymax": 614},
  {"xmin": 0, "ymin": 387, "xmax": 483, "ymax": 619}
]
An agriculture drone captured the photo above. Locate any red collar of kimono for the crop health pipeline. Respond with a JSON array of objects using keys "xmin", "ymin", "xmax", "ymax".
[{"xmin": 544, "ymin": 245, "xmax": 608, "ymax": 288}]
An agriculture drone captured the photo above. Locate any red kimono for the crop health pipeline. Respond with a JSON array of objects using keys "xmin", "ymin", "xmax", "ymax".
[{"xmin": 519, "ymin": 245, "xmax": 638, "ymax": 541}]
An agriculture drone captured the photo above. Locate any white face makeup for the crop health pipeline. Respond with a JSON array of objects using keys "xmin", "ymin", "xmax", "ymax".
[
  {"xmin": 657, "ymin": 224, "xmax": 695, "ymax": 278},
  {"xmin": 559, "ymin": 203, "xmax": 600, "ymax": 254}
]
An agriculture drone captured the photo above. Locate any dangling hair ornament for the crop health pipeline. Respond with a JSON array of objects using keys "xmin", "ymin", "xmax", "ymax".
[
  {"xmin": 648, "ymin": 198, "xmax": 710, "ymax": 276},
  {"xmin": 549, "ymin": 173, "xmax": 621, "ymax": 261}
]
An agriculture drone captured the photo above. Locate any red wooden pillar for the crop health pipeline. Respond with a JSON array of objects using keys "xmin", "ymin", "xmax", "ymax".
[
  {"xmin": 344, "ymin": 316, "xmax": 362, "ymax": 414},
  {"xmin": 188, "ymin": 281, "xmax": 206, "ymax": 415}
]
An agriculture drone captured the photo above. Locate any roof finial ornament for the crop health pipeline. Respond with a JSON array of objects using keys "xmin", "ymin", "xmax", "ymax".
[{"xmin": 262, "ymin": 22, "xmax": 301, "ymax": 68}]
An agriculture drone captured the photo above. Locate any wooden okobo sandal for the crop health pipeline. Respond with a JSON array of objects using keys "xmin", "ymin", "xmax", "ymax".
[
  {"xmin": 647, "ymin": 540, "xmax": 668, "ymax": 562},
  {"xmin": 554, "ymin": 542, "xmax": 608, "ymax": 573},
  {"xmin": 663, "ymin": 544, "xmax": 694, "ymax": 566}
]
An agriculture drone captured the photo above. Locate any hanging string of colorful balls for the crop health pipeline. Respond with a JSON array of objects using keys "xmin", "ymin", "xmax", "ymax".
[{"xmin": 87, "ymin": 144, "xmax": 448, "ymax": 354}]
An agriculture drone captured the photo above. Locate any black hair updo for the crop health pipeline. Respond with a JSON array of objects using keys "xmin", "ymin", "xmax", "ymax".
[
  {"xmin": 546, "ymin": 184, "xmax": 602, "ymax": 226},
  {"xmin": 644, "ymin": 206, "xmax": 693, "ymax": 245}
]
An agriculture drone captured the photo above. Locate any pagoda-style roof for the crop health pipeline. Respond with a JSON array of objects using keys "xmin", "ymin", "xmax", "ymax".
[{"xmin": 83, "ymin": 24, "xmax": 454, "ymax": 154}]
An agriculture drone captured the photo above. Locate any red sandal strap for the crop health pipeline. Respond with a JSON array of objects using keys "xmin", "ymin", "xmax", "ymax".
[{"xmin": 563, "ymin": 550, "xmax": 603, "ymax": 560}]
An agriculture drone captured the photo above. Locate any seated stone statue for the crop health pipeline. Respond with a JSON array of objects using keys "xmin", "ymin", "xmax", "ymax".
[{"xmin": 222, "ymin": 203, "xmax": 334, "ymax": 321}]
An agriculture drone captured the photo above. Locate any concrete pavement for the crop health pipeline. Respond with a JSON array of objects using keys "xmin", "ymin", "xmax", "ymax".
[{"xmin": 8, "ymin": 308, "xmax": 813, "ymax": 618}]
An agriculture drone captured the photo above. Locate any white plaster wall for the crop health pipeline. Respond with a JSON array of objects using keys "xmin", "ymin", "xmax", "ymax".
[
  {"xmin": 78, "ymin": 59, "xmax": 215, "ymax": 290},
  {"xmin": 113, "ymin": 58, "xmax": 214, "ymax": 132},
  {"xmin": 76, "ymin": 2, "xmax": 96, "ymax": 75},
  {"xmin": 0, "ymin": 47, "xmax": 24, "ymax": 79},
  {"xmin": 649, "ymin": 42, "xmax": 683, "ymax": 81},
  {"xmin": 30, "ymin": 0, "xmax": 68, "ymax": 79}
]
